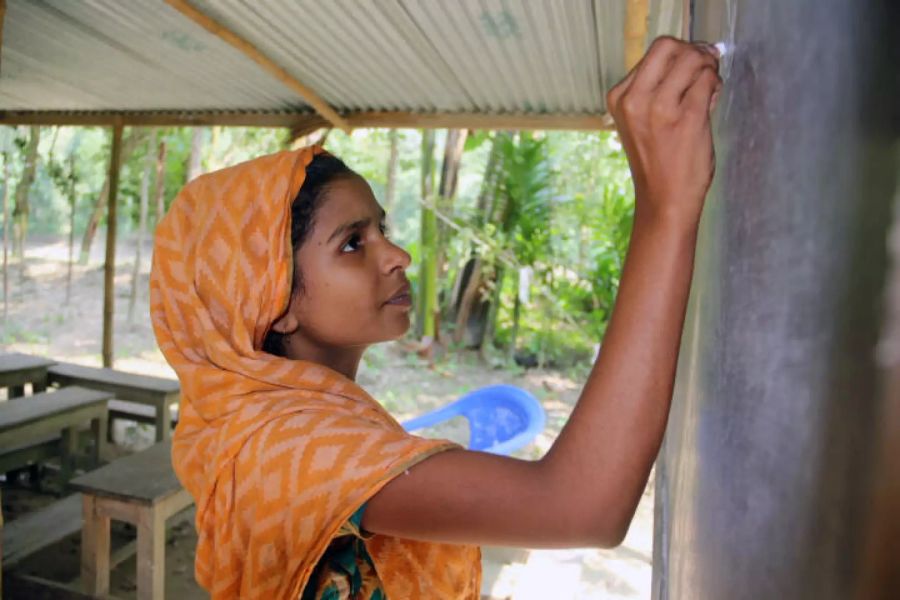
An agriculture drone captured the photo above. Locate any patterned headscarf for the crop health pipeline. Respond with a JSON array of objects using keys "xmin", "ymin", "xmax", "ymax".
[{"xmin": 150, "ymin": 146, "xmax": 481, "ymax": 599}]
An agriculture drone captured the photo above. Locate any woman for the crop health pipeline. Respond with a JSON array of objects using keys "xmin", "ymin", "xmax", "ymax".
[{"xmin": 150, "ymin": 38, "xmax": 721, "ymax": 599}]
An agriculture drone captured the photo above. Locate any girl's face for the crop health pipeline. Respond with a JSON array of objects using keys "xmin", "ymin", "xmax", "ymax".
[{"xmin": 270, "ymin": 175, "xmax": 413, "ymax": 350}]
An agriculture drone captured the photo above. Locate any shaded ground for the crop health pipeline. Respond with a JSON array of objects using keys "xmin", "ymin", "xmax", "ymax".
[{"xmin": 1, "ymin": 234, "xmax": 652, "ymax": 599}]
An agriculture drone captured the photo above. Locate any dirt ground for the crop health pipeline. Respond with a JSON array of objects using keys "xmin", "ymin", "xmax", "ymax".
[{"xmin": 0, "ymin": 234, "xmax": 653, "ymax": 599}]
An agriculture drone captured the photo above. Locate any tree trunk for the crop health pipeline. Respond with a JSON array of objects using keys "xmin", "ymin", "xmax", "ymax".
[
  {"xmin": 66, "ymin": 156, "xmax": 76, "ymax": 304},
  {"xmin": 434, "ymin": 129, "xmax": 468, "ymax": 317},
  {"xmin": 384, "ymin": 129, "xmax": 399, "ymax": 228},
  {"xmin": 154, "ymin": 139, "xmax": 167, "ymax": 226},
  {"xmin": 452, "ymin": 134, "xmax": 505, "ymax": 347},
  {"xmin": 80, "ymin": 131, "xmax": 143, "ymax": 264},
  {"xmin": 129, "ymin": 129, "xmax": 156, "ymax": 323},
  {"xmin": 507, "ymin": 270, "xmax": 522, "ymax": 364},
  {"xmin": 102, "ymin": 125, "xmax": 124, "ymax": 368},
  {"xmin": 452, "ymin": 258, "xmax": 482, "ymax": 344},
  {"xmin": 12, "ymin": 126, "xmax": 40, "ymax": 265},
  {"xmin": 480, "ymin": 265, "xmax": 505, "ymax": 361},
  {"xmin": 418, "ymin": 130, "xmax": 438, "ymax": 345},
  {"xmin": 187, "ymin": 127, "xmax": 204, "ymax": 182},
  {"xmin": 2, "ymin": 152, "xmax": 9, "ymax": 322}
]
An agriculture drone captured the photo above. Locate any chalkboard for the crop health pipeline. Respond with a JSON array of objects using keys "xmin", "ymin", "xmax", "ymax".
[{"xmin": 652, "ymin": 1, "xmax": 900, "ymax": 598}]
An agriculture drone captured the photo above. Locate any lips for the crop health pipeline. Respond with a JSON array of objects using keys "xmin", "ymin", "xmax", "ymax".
[{"xmin": 385, "ymin": 282, "xmax": 412, "ymax": 306}]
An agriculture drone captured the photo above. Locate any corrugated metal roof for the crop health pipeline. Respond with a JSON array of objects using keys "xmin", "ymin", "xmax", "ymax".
[{"xmin": 0, "ymin": 0, "xmax": 682, "ymax": 120}]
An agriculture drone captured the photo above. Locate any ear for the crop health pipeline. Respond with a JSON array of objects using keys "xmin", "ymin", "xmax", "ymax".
[{"xmin": 270, "ymin": 296, "xmax": 301, "ymax": 335}]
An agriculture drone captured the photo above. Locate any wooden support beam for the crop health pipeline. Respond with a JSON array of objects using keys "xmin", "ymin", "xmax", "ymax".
[
  {"xmin": 163, "ymin": 0, "xmax": 351, "ymax": 134},
  {"xmin": 348, "ymin": 111, "xmax": 614, "ymax": 132},
  {"xmin": 102, "ymin": 123, "xmax": 123, "ymax": 368},
  {"xmin": 625, "ymin": 0, "xmax": 650, "ymax": 71},
  {"xmin": 0, "ymin": 110, "xmax": 614, "ymax": 131}
]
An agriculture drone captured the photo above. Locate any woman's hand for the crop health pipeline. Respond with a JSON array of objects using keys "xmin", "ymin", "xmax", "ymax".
[
  {"xmin": 363, "ymin": 39, "xmax": 723, "ymax": 550},
  {"xmin": 608, "ymin": 36, "xmax": 722, "ymax": 229}
]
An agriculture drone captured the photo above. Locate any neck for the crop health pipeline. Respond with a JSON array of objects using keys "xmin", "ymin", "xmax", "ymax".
[{"xmin": 283, "ymin": 335, "xmax": 366, "ymax": 381}]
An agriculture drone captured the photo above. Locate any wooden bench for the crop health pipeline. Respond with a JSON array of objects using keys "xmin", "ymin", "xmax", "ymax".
[
  {"xmin": 70, "ymin": 439, "xmax": 193, "ymax": 600},
  {"xmin": 2, "ymin": 493, "xmax": 83, "ymax": 569},
  {"xmin": 0, "ymin": 352, "xmax": 56, "ymax": 399},
  {"xmin": 0, "ymin": 386, "xmax": 110, "ymax": 485},
  {"xmin": 47, "ymin": 363, "xmax": 180, "ymax": 442}
]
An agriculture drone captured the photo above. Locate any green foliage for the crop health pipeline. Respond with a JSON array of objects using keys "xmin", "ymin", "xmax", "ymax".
[
  {"xmin": 496, "ymin": 132, "xmax": 552, "ymax": 266},
  {"xmin": 0, "ymin": 124, "xmax": 635, "ymax": 370}
]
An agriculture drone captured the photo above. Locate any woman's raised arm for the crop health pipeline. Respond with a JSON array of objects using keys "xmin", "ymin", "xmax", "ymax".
[{"xmin": 363, "ymin": 37, "xmax": 722, "ymax": 549}]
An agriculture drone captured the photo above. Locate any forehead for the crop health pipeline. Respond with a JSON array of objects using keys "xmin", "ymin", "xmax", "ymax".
[{"xmin": 316, "ymin": 176, "xmax": 380, "ymax": 219}]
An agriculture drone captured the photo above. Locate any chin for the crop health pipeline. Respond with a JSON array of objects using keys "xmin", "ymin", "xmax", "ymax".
[{"xmin": 386, "ymin": 314, "xmax": 412, "ymax": 340}]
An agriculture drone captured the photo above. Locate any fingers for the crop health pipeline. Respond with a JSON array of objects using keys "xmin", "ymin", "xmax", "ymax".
[
  {"xmin": 607, "ymin": 38, "xmax": 720, "ymax": 118},
  {"xmin": 683, "ymin": 66, "xmax": 722, "ymax": 116},
  {"xmin": 606, "ymin": 66, "xmax": 638, "ymax": 115},
  {"xmin": 656, "ymin": 46, "xmax": 719, "ymax": 108},
  {"xmin": 629, "ymin": 37, "xmax": 686, "ymax": 93}
]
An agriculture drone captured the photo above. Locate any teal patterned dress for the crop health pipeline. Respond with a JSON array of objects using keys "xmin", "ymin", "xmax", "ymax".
[{"xmin": 300, "ymin": 505, "xmax": 386, "ymax": 600}]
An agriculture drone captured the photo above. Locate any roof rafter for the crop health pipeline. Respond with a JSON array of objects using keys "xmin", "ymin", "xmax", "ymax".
[
  {"xmin": 0, "ymin": 110, "xmax": 614, "ymax": 132},
  {"xmin": 163, "ymin": 0, "xmax": 352, "ymax": 134}
]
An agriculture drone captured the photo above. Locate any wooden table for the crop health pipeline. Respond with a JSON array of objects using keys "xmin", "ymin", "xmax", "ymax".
[
  {"xmin": 70, "ymin": 440, "xmax": 192, "ymax": 600},
  {"xmin": 0, "ymin": 352, "xmax": 56, "ymax": 398},
  {"xmin": 0, "ymin": 386, "xmax": 110, "ymax": 484},
  {"xmin": 47, "ymin": 363, "xmax": 180, "ymax": 442}
]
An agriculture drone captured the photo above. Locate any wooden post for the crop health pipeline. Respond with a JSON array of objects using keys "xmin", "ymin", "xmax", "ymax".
[
  {"xmin": 81, "ymin": 495, "xmax": 111, "ymax": 596},
  {"xmin": 624, "ymin": 0, "xmax": 650, "ymax": 71},
  {"xmin": 102, "ymin": 123, "xmax": 123, "ymax": 368},
  {"xmin": 136, "ymin": 506, "xmax": 165, "ymax": 600}
]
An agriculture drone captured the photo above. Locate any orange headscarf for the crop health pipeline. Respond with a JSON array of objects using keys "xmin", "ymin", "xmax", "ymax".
[{"xmin": 150, "ymin": 146, "xmax": 481, "ymax": 599}]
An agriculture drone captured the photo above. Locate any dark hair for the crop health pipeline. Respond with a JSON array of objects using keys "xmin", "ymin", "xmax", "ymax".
[{"xmin": 262, "ymin": 153, "xmax": 354, "ymax": 356}]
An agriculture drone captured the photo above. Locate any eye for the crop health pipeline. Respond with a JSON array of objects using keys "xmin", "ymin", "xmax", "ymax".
[
  {"xmin": 380, "ymin": 222, "xmax": 390, "ymax": 238},
  {"xmin": 341, "ymin": 233, "xmax": 363, "ymax": 253}
]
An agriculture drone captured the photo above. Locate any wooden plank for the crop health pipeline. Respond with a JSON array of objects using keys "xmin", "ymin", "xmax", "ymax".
[
  {"xmin": 0, "ymin": 352, "xmax": 56, "ymax": 374},
  {"xmin": 69, "ymin": 440, "xmax": 184, "ymax": 506},
  {"xmin": 164, "ymin": 0, "xmax": 351, "ymax": 134},
  {"xmin": 0, "ymin": 387, "xmax": 110, "ymax": 432},
  {"xmin": 0, "ymin": 434, "xmax": 59, "ymax": 473},
  {"xmin": 0, "ymin": 352, "xmax": 55, "ymax": 393},
  {"xmin": 0, "ymin": 404, "xmax": 106, "ymax": 451},
  {"xmin": 4, "ymin": 573, "xmax": 95, "ymax": 600},
  {"xmin": 47, "ymin": 363, "xmax": 179, "ymax": 397},
  {"xmin": 102, "ymin": 123, "xmax": 123, "ymax": 368},
  {"xmin": 349, "ymin": 111, "xmax": 614, "ymax": 131},
  {"xmin": 2, "ymin": 493, "xmax": 82, "ymax": 568},
  {"xmin": 0, "ymin": 109, "xmax": 615, "ymax": 131}
]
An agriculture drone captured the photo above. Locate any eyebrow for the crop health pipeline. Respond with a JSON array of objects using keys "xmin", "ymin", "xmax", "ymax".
[{"xmin": 327, "ymin": 208, "xmax": 387, "ymax": 244}]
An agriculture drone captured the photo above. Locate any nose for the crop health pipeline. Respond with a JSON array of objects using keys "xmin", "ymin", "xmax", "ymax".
[{"xmin": 382, "ymin": 238, "xmax": 411, "ymax": 274}]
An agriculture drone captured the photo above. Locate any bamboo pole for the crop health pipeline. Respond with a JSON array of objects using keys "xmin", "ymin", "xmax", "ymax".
[
  {"xmin": 163, "ymin": 0, "xmax": 351, "ymax": 134},
  {"xmin": 102, "ymin": 123, "xmax": 123, "ymax": 368},
  {"xmin": 625, "ymin": 0, "xmax": 650, "ymax": 71}
]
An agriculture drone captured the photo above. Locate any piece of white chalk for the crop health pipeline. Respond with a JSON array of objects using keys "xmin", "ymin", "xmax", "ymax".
[{"xmin": 714, "ymin": 41, "xmax": 731, "ymax": 57}]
